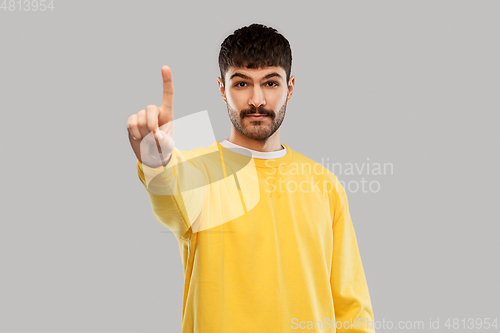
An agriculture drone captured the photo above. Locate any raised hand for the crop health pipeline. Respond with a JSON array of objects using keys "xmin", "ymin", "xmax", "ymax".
[{"xmin": 127, "ymin": 66, "xmax": 176, "ymax": 168}]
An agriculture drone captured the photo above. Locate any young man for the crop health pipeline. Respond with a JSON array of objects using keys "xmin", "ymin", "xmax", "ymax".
[{"xmin": 127, "ymin": 24, "xmax": 376, "ymax": 333}]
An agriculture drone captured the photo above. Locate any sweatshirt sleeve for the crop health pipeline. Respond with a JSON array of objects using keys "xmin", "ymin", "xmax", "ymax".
[
  {"xmin": 137, "ymin": 147, "xmax": 208, "ymax": 241},
  {"xmin": 331, "ymin": 180, "xmax": 376, "ymax": 333}
]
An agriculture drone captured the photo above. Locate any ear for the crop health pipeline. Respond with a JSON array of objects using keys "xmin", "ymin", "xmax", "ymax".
[
  {"xmin": 286, "ymin": 75, "xmax": 295, "ymax": 102},
  {"xmin": 217, "ymin": 77, "xmax": 227, "ymax": 103}
]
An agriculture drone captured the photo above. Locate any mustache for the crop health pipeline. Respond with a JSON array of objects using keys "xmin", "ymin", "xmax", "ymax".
[{"xmin": 240, "ymin": 106, "xmax": 275, "ymax": 119}]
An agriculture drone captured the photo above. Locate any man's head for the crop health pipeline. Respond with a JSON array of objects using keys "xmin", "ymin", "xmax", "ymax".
[{"xmin": 218, "ymin": 23, "xmax": 294, "ymax": 141}]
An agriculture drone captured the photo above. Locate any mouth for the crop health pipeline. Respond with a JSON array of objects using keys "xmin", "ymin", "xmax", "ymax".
[{"xmin": 246, "ymin": 114, "xmax": 268, "ymax": 120}]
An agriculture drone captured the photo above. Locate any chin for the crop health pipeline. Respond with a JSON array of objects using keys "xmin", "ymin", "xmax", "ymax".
[{"xmin": 242, "ymin": 129, "xmax": 274, "ymax": 140}]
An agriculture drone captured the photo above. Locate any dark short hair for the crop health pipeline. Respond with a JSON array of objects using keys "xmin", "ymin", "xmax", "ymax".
[{"xmin": 218, "ymin": 23, "xmax": 292, "ymax": 87}]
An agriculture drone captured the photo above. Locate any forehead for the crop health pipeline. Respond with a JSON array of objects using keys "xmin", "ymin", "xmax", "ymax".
[{"xmin": 226, "ymin": 66, "xmax": 285, "ymax": 81}]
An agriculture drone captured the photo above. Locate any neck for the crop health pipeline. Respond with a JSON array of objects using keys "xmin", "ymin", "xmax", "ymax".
[{"xmin": 227, "ymin": 127, "xmax": 282, "ymax": 152}]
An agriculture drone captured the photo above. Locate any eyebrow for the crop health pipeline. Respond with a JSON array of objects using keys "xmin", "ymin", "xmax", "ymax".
[{"xmin": 229, "ymin": 72, "xmax": 283, "ymax": 82}]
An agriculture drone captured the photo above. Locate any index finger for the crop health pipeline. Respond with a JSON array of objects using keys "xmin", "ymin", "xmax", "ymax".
[{"xmin": 160, "ymin": 65, "xmax": 174, "ymax": 123}]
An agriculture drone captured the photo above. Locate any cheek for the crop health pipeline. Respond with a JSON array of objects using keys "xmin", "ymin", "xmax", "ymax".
[
  {"xmin": 226, "ymin": 97, "xmax": 241, "ymax": 113},
  {"xmin": 225, "ymin": 90, "xmax": 236, "ymax": 104},
  {"xmin": 227, "ymin": 94, "xmax": 246, "ymax": 110},
  {"xmin": 269, "ymin": 94, "xmax": 287, "ymax": 109},
  {"xmin": 281, "ymin": 90, "xmax": 289, "ymax": 103}
]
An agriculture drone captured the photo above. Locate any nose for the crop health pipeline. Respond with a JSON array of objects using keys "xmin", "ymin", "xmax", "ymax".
[{"xmin": 249, "ymin": 85, "xmax": 266, "ymax": 108}]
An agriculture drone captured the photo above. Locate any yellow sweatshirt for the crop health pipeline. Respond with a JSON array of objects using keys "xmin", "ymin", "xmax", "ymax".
[{"xmin": 137, "ymin": 141, "xmax": 375, "ymax": 333}]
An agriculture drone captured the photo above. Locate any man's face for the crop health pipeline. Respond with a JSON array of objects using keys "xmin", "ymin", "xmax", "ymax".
[{"xmin": 218, "ymin": 66, "xmax": 294, "ymax": 141}]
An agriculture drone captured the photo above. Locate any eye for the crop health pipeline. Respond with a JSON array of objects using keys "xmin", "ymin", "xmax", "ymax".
[
  {"xmin": 266, "ymin": 81, "xmax": 279, "ymax": 87},
  {"xmin": 234, "ymin": 82, "xmax": 247, "ymax": 87}
]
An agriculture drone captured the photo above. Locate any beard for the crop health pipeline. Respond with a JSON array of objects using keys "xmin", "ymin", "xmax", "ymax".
[{"xmin": 227, "ymin": 101, "xmax": 287, "ymax": 141}]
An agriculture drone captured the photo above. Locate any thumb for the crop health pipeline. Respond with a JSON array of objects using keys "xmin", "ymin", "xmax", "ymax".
[
  {"xmin": 158, "ymin": 119, "xmax": 175, "ymax": 138},
  {"xmin": 154, "ymin": 126, "xmax": 175, "ymax": 154}
]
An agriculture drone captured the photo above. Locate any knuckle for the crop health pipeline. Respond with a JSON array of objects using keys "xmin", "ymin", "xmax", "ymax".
[
  {"xmin": 137, "ymin": 117, "xmax": 146, "ymax": 128},
  {"xmin": 136, "ymin": 110, "xmax": 146, "ymax": 125},
  {"xmin": 147, "ymin": 122, "xmax": 157, "ymax": 132},
  {"xmin": 127, "ymin": 115, "xmax": 137, "ymax": 127}
]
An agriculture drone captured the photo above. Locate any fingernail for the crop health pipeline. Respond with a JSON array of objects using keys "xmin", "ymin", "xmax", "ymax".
[{"xmin": 157, "ymin": 131, "xmax": 163, "ymax": 140}]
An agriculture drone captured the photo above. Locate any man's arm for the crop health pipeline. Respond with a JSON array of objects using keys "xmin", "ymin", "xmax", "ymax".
[
  {"xmin": 128, "ymin": 66, "xmax": 207, "ymax": 241},
  {"xmin": 137, "ymin": 146, "xmax": 207, "ymax": 241},
  {"xmin": 331, "ymin": 180, "xmax": 376, "ymax": 333}
]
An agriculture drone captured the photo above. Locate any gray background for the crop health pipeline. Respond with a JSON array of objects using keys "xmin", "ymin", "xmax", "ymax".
[{"xmin": 1, "ymin": 0, "xmax": 499, "ymax": 332}]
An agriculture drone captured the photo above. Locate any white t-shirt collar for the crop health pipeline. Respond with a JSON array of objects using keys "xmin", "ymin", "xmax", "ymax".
[{"xmin": 219, "ymin": 139, "xmax": 287, "ymax": 159}]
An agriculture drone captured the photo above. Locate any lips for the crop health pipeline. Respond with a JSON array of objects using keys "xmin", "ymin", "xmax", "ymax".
[{"xmin": 246, "ymin": 114, "xmax": 268, "ymax": 120}]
